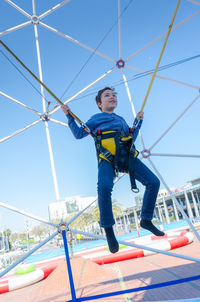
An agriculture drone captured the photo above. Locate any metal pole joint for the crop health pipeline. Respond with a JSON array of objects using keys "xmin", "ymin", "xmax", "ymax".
[
  {"xmin": 31, "ymin": 15, "xmax": 39, "ymax": 25},
  {"xmin": 116, "ymin": 59, "xmax": 125, "ymax": 68},
  {"xmin": 141, "ymin": 149, "xmax": 151, "ymax": 158},
  {"xmin": 41, "ymin": 113, "xmax": 50, "ymax": 122},
  {"xmin": 58, "ymin": 221, "xmax": 69, "ymax": 233}
]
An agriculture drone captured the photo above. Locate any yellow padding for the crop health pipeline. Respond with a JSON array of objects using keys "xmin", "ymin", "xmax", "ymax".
[
  {"xmin": 120, "ymin": 136, "xmax": 132, "ymax": 142},
  {"xmin": 101, "ymin": 137, "xmax": 116, "ymax": 155},
  {"xmin": 100, "ymin": 131, "xmax": 117, "ymax": 156},
  {"xmin": 101, "ymin": 131, "xmax": 117, "ymax": 134}
]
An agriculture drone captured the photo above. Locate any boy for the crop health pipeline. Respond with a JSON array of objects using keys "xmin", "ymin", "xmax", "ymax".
[{"xmin": 62, "ymin": 87, "xmax": 164, "ymax": 253}]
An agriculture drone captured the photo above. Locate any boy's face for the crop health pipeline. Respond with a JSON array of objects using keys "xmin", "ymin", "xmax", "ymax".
[{"xmin": 98, "ymin": 89, "xmax": 118, "ymax": 113}]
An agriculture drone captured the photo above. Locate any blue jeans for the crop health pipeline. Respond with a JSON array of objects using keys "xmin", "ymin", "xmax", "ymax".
[{"xmin": 97, "ymin": 158, "xmax": 160, "ymax": 228}]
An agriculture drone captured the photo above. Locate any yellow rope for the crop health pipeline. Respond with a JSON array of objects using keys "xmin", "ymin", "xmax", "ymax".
[
  {"xmin": 0, "ymin": 39, "xmax": 83, "ymax": 125},
  {"xmin": 140, "ymin": 0, "xmax": 181, "ymax": 112}
]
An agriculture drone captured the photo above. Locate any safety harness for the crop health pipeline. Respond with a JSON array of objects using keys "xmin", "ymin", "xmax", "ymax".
[{"xmin": 94, "ymin": 129, "xmax": 139, "ymax": 193}]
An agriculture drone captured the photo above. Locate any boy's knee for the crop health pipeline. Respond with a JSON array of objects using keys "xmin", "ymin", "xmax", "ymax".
[
  {"xmin": 98, "ymin": 182, "xmax": 113, "ymax": 193},
  {"xmin": 151, "ymin": 176, "xmax": 160, "ymax": 190}
]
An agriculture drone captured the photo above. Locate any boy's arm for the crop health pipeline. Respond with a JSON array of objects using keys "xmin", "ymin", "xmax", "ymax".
[
  {"xmin": 62, "ymin": 104, "xmax": 89, "ymax": 139},
  {"xmin": 67, "ymin": 114, "xmax": 89, "ymax": 139}
]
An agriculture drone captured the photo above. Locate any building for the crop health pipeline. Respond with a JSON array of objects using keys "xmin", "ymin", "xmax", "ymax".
[{"xmin": 48, "ymin": 195, "xmax": 96, "ymax": 221}]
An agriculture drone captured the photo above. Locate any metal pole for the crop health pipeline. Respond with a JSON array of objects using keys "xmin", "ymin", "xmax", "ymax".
[
  {"xmin": 149, "ymin": 94, "xmax": 200, "ymax": 151},
  {"xmin": 162, "ymin": 196, "xmax": 170, "ymax": 224},
  {"xmin": 184, "ymin": 191, "xmax": 194, "ymax": 219},
  {"xmin": 151, "ymin": 152, "xmax": 200, "ymax": 158},
  {"xmin": 191, "ymin": 191, "xmax": 200, "ymax": 217},
  {"xmin": 0, "ymin": 91, "xmax": 41, "ymax": 116},
  {"xmin": 0, "ymin": 201, "xmax": 57, "ymax": 227},
  {"xmin": 62, "ymin": 230, "xmax": 77, "ymax": 301},
  {"xmin": 5, "ymin": 0, "xmax": 32, "ymax": 18},
  {"xmin": 0, "ymin": 21, "xmax": 31, "ymax": 37},
  {"xmin": 39, "ymin": 0, "xmax": 71, "ymax": 20},
  {"xmin": 32, "ymin": 0, "xmax": 60, "ymax": 201},
  {"xmin": 0, "ymin": 119, "xmax": 42, "ymax": 144},
  {"xmin": 121, "ymin": 69, "xmax": 146, "ymax": 149}
]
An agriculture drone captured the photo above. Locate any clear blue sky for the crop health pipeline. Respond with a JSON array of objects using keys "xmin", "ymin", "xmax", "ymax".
[{"xmin": 0, "ymin": 0, "xmax": 200, "ymax": 232}]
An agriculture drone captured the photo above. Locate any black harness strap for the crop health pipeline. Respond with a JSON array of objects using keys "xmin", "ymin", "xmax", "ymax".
[
  {"xmin": 128, "ymin": 140, "xmax": 139, "ymax": 193},
  {"xmin": 94, "ymin": 131, "xmax": 120, "ymax": 175},
  {"xmin": 94, "ymin": 130, "xmax": 139, "ymax": 193}
]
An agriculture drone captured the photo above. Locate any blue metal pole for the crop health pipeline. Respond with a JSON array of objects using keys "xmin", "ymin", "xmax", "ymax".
[{"xmin": 62, "ymin": 230, "xmax": 77, "ymax": 302}]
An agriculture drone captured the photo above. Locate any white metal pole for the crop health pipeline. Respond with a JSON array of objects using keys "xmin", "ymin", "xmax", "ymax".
[
  {"xmin": 173, "ymin": 199, "xmax": 180, "ymax": 222},
  {"xmin": 0, "ymin": 91, "xmax": 41, "ymax": 116},
  {"xmin": 187, "ymin": 0, "xmax": 200, "ymax": 6},
  {"xmin": 0, "ymin": 201, "xmax": 57, "ymax": 227},
  {"xmin": 32, "ymin": 0, "xmax": 60, "ymax": 201},
  {"xmin": 49, "ymin": 66, "xmax": 117, "ymax": 116},
  {"xmin": 191, "ymin": 191, "xmax": 200, "ymax": 217},
  {"xmin": 195, "ymin": 192, "xmax": 200, "ymax": 211},
  {"xmin": 121, "ymin": 69, "xmax": 146, "ymax": 150},
  {"xmin": 0, "ymin": 119, "xmax": 41, "ymax": 143},
  {"xmin": 125, "ymin": 64, "xmax": 200, "ymax": 91},
  {"xmin": 5, "ymin": 0, "xmax": 32, "ymax": 19},
  {"xmin": 49, "ymin": 118, "xmax": 69, "ymax": 128},
  {"xmin": 0, "ymin": 21, "xmax": 31, "ymax": 37},
  {"xmin": 126, "ymin": 10, "xmax": 200, "ymax": 62},
  {"xmin": 149, "ymin": 94, "xmax": 200, "ymax": 151},
  {"xmin": 184, "ymin": 191, "xmax": 194, "ymax": 219},
  {"xmin": 157, "ymin": 202, "xmax": 163, "ymax": 223},
  {"xmin": 162, "ymin": 196, "xmax": 170, "ymax": 224},
  {"xmin": 39, "ymin": 0, "xmax": 71, "ymax": 20},
  {"xmin": 39, "ymin": 22, "xmax": 115, "ymax": 63},
  {"xmin": 121, "ymin": 69, "xmax": 136, "ymax": 117},
  {"xmin": 133, "ymin": 209, "xmax": 139, "ymax": 235},
  {"xmin": 151, "ymin": 153, "xmax": 200, "ymax": 158}
]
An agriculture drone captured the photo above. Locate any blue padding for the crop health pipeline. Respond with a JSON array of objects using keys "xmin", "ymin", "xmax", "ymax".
[{"xmin": 66, "ymin": 274, "xmax": 200, "ymax": 302}]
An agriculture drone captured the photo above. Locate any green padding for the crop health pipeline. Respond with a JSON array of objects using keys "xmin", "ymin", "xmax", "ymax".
[
  {"xmin": 107, "ymin": 243, "xmax": 127, "ymax": 252},
  {"xmin": 119, "ymin": 244, "xmax": 127, "ymax": 249},
  {"xmin": 16, "ymin": 264, "xmax": 36, "ymax": 275}
]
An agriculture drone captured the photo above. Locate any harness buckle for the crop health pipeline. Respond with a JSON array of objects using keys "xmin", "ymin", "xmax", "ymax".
[{"xmin": 132, "ymin": 188, "xmax": 139, "ymax": 193}]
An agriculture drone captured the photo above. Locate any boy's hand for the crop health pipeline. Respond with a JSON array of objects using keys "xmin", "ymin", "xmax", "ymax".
[
  {"xmin": 61, "ymin": 104, "xmax": 70, "ymax": 115},
  {"xmin": 136, "ymin": 111, "xmax": 144, "ymax": 120}
]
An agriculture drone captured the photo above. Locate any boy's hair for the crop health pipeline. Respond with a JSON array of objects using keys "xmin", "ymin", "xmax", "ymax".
[{"xmin": 95, "ymin": 87, "xmax": 116, "ymax": 111}]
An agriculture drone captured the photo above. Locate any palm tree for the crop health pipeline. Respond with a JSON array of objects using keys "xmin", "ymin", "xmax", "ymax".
[
  {"xmin": 3, "ymin": 228, "xmax": 12, "ymax": 251},
  {"xmin": 112, "ymin": 199, "xmax": 122, "ymax": 218},
  {"xmin": 90, "ymin": 199, "xmax": 122, "ymax": 232},
  {"xmin": 70, "ymin": 212, "xmax": 94, "ymax": 230}
]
